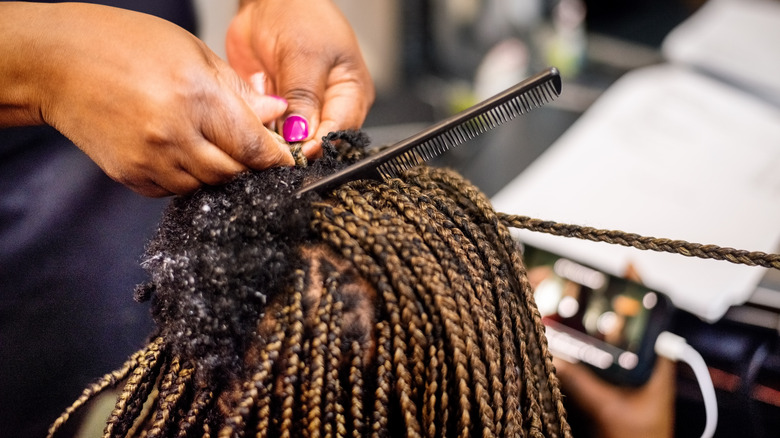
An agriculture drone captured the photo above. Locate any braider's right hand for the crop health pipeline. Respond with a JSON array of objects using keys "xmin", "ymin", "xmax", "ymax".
[
  {"xmin": 1, "ymin": 2, "xmax": 293, "ymax": 196},
  {"xmin": 553, "ymin": 357, "xmax": 676, "ymax": 438}
]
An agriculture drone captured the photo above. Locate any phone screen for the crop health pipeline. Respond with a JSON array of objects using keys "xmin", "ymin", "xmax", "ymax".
[{"xmin": 522, "ymin": 244, "xmax": 673, "ymax": 385}]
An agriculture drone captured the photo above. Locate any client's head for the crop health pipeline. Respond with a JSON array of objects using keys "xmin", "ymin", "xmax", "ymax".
[{"xmin": 50, "ymin": 132, "xmax": 571, "ymax": 438}]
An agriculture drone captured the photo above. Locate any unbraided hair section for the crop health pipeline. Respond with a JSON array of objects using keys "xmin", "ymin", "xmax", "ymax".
[{"xmin": 133, "ymin": 130, "xmax": 370, "ymax": 379}]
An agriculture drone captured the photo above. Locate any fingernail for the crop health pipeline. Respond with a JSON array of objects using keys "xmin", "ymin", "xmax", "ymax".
[{"xmin": 282, "ymin": 115, "xmax": 309, "ymax": 142}]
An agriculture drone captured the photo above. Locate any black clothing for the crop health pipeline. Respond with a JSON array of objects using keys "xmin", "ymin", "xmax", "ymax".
[{"xmin": 0, "ymin": 2, "xmax": 196, "ymax": 436}]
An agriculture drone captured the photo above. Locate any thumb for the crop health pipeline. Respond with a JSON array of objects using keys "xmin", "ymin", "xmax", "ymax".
[
  {"xmin": 246, "ymin": 94, "xmax": 288, "ymax": 125},
  {"xmin": 276, "ymin": 63, "xmax": 328, "ymax": 144},
  {"xmin": 242, "ymin": 72, "xmax": 288, "ymax": 124},
  {"xmin": 204, "ymin": 69, "xmax": 294, "ymax": 169}
]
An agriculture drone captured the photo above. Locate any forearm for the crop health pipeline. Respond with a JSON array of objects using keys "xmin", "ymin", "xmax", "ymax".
[
  {"xmin": 0, "ymin": 2, "xmax": 52, "ymax": 127},
  {"xmin": 1, "ymin": 1, "xmax": 295, "ymax": 196}
]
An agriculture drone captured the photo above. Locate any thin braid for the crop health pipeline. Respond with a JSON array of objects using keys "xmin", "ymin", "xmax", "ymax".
[
  {"xmin": 47, "ymin": 340, "xmax": 155, "ymax": 438},
  {"xmin": 425, "ymin": 167, "xmax": 570, "ymax": 437},
  {"xmin": 322, "ymin": 278, "xmax": 338, "ymax": 438},
  {"xmin": 359, "ymin": 187, "xmax": 444, "ymax": 400},
  {"xmin": 491, "ymin": 220, "xmax": 569, "ymax": 437},
  {"xmin": 422, "ymin": 341, "xmax": 445, "ymax": 438},
  {"xmin": 426, "ymin": 167, "xmax": 563, "ymax": 435},
  {"xmin": 279, "ymin": 280, "xmax": 306, "ymax": 438},
  {"xmin": 340, "ymin": 187, "xmax": 431, "ymax": 403},
  {"xmin": 298, "ymin": 337, "xmax": 313, "ymax": 437},
  {"xmin": 251, "ymin": 319, "xmax": 287, "ymax": 438},
  {"xmin": 499, "ymin": 213, "xmax": 780, "ymax": 270},
  {"xmin": 404, "ymin": 171, "xmax": 523, "ymax": 436},
  {"xmin": 217, "ymin": 383, "xmax": 254, "ymax": 438},
  {"xmin": 305, "ymin": 282, "xmax": 330, "ymax": 437},
  {"xmin": 382, "ymin": 182, "xmax": 495, "ymax": 437},
  {"xmin": 146, "ymin": 357, "xmax": 194, "ymax": 438},
  {"xmin": 104, "ymin": 337, "xmax": 166, "ymax": 438},
  {"xmin": 323, "ymin": 279, "xmax": 346, "ymax": 438},
  {"xmin": 176, "ymin": 383, "xmax": 214, "ymax": 438},
  {"xmin": 314, "ymin": 207, "xmax": 422, "ymax": 436},
  {"xmin": 348, "ymin": 340, "xmax": 365, "ymax": 438},
  {"xmin": 372, "ymin": 322, "xmax": 392, "ymax": 438},
  {"xmin": 381, "ymin": 178, "xmax": 503, "ymax": 437},
  {"xmin": 343, "ymin": 208, "xmax": 431, "ymax": 437},
  {"xmin": 125, "ymin": 375, "xmax": 162, "ymax": 438}
]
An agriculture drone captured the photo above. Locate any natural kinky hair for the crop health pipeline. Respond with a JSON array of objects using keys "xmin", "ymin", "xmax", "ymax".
[{"xmin": 134, "ymin": 130, "xmax": 369, "ymax": 381}]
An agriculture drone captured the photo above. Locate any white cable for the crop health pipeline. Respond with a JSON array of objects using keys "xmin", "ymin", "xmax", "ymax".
[{"xmin": 655, "ymin": 331, "xmax": 718, "ymax": 438}]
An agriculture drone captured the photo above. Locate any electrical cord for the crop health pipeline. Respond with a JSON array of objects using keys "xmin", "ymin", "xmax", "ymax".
[{"xmin": 655, "ymin": 331, "xmax": 718, "ymax": 438}]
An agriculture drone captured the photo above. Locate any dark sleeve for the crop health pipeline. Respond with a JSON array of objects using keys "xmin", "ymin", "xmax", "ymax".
[{"xmin": 0, "ymin": 1, "xmax": 197, "ymax": 435}]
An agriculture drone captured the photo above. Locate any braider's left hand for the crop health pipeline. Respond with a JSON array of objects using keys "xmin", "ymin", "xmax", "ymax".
[{"xmin": 226, "ymin": 0, "xmax": 375, "ymax": 159}]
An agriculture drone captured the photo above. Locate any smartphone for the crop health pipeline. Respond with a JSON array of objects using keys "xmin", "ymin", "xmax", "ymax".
[{"xmin": 521, "ymin": 243, "xmax": 675, "ymax": 386}]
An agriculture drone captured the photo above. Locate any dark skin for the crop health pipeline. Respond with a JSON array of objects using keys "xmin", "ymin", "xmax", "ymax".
[
  {"xmin": 554, "ymin": 357, "xmax": 676, "ymax": 438},
  {"xmin": 227, "ymin": 0, "xmax": 375, "ymax": 159},
  {"xmin": 0, "ymin": 1, "xmax": 374, "ymax": 196}
]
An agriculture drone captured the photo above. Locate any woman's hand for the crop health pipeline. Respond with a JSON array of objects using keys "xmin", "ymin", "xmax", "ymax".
[
  {"xmin": 1, "ymin": 2, "xmax": 293, "ymax": 196},
  {"xmin": 226, "ymin": 0, "xmax": 375, "ymax": 158},
  {"xmin": 554, "ymin": 357, "xmax": 677, "ymax": 438}
]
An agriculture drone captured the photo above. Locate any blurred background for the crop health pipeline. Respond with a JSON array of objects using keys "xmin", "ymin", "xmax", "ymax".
[
  {"xmin": 195, "ymin": 1, "xmax": 779, "ymax": 437},
  {"xmin": 195, "ymin": 0, "xmax": 706, "ymax": 195}
]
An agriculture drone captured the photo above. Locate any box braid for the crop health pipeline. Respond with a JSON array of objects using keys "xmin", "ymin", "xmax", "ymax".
[{"xmin": 48, "ymin": 131, "xmax": 572, "ymax": 438}]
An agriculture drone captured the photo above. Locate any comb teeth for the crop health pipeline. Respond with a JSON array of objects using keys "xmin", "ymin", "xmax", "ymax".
[
  {"xmin": 377, "ymin": 79, "xmax": 560, "ymax": 179},
  {"xmin": 295, "ymin": 68, "xmax": 561, "ymax": 197}
]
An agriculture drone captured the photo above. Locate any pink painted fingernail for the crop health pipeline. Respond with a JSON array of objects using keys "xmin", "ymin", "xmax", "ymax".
[{"xmin": 282, "ymin": 115, "xmax": 309, "ymax": 142}]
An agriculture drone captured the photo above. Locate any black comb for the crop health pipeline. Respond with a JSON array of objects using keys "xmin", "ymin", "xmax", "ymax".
[{"xmin": 297, "ymin": 67, "xmax": 561, "ymax": 196}]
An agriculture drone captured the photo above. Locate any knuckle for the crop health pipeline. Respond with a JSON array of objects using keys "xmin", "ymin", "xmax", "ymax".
[
  {"xmin": 144, "ymin": 186, "xmax": 172, "ymax": 198},
  {"xmin": 113, "ymin": 170, "xmax": 167, "ymax": 197},
  {"xmin": 284, "ymin": 87, "xmax": 321, "ymax": 109},
  {"xmin": 172, "ymin": 182, "xmax": 200, "ymax": 196},
  {"xmin": 249, "ymin": 143, "xmax": 285, "ymax": 170},
  {"xmin": 140, "ymin": 118, "xmax": 176, "ymax": 148},
  {"xmin": 203, "ymin": 167, "xmax": 241, "ymax": 186}
]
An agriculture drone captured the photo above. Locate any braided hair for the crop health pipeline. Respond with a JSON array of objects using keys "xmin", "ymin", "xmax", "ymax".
[{"xmin": 48, "ymin": 131, "xmax": 572, "ymax": 438}]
